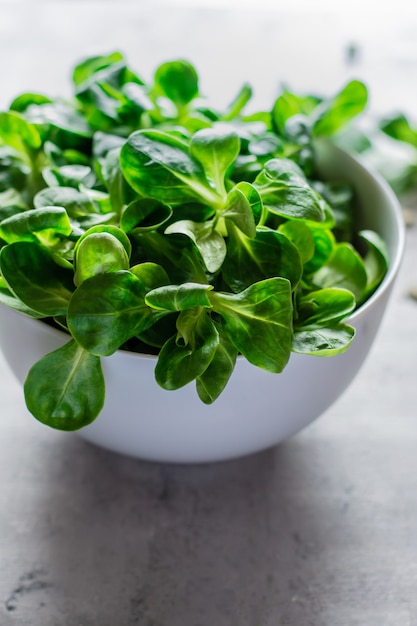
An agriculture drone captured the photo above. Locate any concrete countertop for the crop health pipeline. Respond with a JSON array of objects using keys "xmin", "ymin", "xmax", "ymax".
[{"xmin": 0, "ymin": 3, "xmax": 417, "ymax": 625}]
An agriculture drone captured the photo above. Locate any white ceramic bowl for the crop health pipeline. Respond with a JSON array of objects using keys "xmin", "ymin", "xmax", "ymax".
[{"xmin": 0, "ymin": 142, "xmax": 405, "ymax": 463}]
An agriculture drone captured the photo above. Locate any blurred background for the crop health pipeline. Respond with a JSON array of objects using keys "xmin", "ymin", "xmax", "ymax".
[
  {"xmin": 1, "ymin": 0, "xmax": 417, "ymax": 116},
  {"xmin": 3, "ymin": 0, "xmax": 417, "ymax": 189}
]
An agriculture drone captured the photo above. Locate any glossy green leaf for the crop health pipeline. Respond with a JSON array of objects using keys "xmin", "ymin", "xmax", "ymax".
[
  {"xmin": 67, "ymin": 270, "xmax": 165, "ymax": 356},
  {"xmin": 74, "ymin": 232, "xmax": 130, "ymax": 286},
  {"xmin": 72, "ymin": 51, "xmax": 125, "ymax": 87},
  {"xmin": 122, "ymin": 82, "xmax": 154, "ymax": 115},
  {"xmin": 0, "ymin": 111, "xmax": 42, "ymax": 156},
  {"xmin": 93, "ymin": 131, "xmax": 125, "ymax": 161},
  {"xmin": 0, "ymin": 207, "xmax": 72, "ymax": 245},
  {"xmin": 0, "ymin": 153, "xmax": 29, "ymax": 202},
  {"xmin": 43, "ymin": 141, "xmax": 90, "ymax": 168},
  {"xmin": 21, "ymin": 101, "xmax": 93, "ymax": 147},
  {"xmin": 98, "ymin": 145, "xmax": 135, "ymax": 215},
  {"xmin": 24, "ymin": 339, "xmax": 104, "ymax": 430},
  {"xmin": 120, "ymin": 129, "xmax": 221, "ymax": 207},
  {"xmin": 34, "ymin": 186, "xmax": 97, "ymax": 217},
  {"xmin": 74, "ymin": 56, "xmax": 144, "ymax": 133},
  {"xmin": 222, "ymin": 223, "xmax": 302, "ymax": 292},
  {"xmin": 358, "ymin": 229, "xmax": 389, "ymax": 303},
  {"xmin": 190, "ymin": 125, "xmax": 240, "ymax": 196},
  {"xmin": 209, "ymin": 277, "xmax": 293, "ymax": 373},
  {"xmin": 292, "ymin": 324, "xmax": 355, "ymax": 355},
  {"xmin": 127, "ymin": 230, "xmax": 195, "ymax": 283},
  {"xmin": 379, "ymin": 113, "xmax": 417, "ymax": 148},
  {"xmin": 153, "ymin": 60, "xmax": 199, "ymax": 108},
  {"xmin": 135, "ymin": 315, "xmax": 178, "ymax": 350},
  {"xmin": 313, "ymin": 180, "xmax": 351, "ymax": 235},
  {"xmin": 121, "ymin": 198, "xmax": 173, "ymax": 233},
  {"xmin": 232, "ymin": 181, "xmax": 263, "ymax": 225},
  {"xmin": 130, "ymin": 262, "xmax": 170, "ymax": 290},
  {"xmin": 254, "ymin": 158, "xmax": 325, "ymax": 222},
  {"xmin": 0, "ymin": 241, "xmax": 74, "ymax": 315},
  {"xmin": 79, "ymin": 185, "xmax": 113, "ymax": 215},
  {"xmin": 146, "ymin": 282, "xmax": 213, "ymax": 311},
  {"xmin": 155, "ymin": 309, "xmax": 219, "ymax": 390},
  {"xmin": 42, "ymin": 164, "xmax": 95, "ymax": 188},
  {"xmin": 165, "ymin": 219, "xmax": 226, "ymax": 273},
  {"xmin": 312, "ymin": 242, "xmax": 368, "ymax": 300},
  {"xmin": 10, "ymin": 92, "xmax": 52, "ymax": 113},
  {"xmin": 296, "ymin": 288, "xmax": 356, "ymax": 329},
  {"xmin": 196, "ymin": 325, "xmax": 238, "ymax": 403},
  {"xmin": 312, "ymin": 80, "xmax": 368, "ymax": 137},
  {"xmin": 74, "ymin": 224, "xmax": 132, "ymax": 259},
  {"xmin": 278, "ymin": 220, "xmax": 315, "ymax": 264},
  {"xmin": 272, "ymin": 90, "xmax": 320, "ymax": 135},
  {"xmin": 303, "ymin": 227, "xmax": 335, "ymax": 274},
  {"xmin": 222, "ymin": 185, "xmax": 257, "ymax": 238}
]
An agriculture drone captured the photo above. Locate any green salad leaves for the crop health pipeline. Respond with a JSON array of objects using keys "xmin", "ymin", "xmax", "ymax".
[{"xmin": 0, "ymin": 52, "xmax": 388, "ymax": 430}]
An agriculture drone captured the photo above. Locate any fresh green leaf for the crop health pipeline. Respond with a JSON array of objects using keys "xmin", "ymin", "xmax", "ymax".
[
  {"xmin": 358, "ymin": 229, "xmax": 389, "ymax": 303},
  {"xmin": 72, "ymin": 51, "xmax": 126, "ymax": 87},
  {"xmin": 42, "ymin": 164, "xmax": 95, "ymax": 188},
  {"xmin": 121, "ymin": 198, "xmax": 173, "ymax": 233},
  {"xmin": 120, "ymin": 129, "xmax": 221, "ymax": 207},
  {"xmin": 303, "ymin": 227, "xmax": 335, "ymax": 274},
  {"xmin": 222, "ymin": 223, "xmax": 302, "ymax": 292},
  {"xmin": 74, "ymin": 232, "xmax": 130, "ymax": 286},
  {"xmin": 20, "ymin": 101, "xmax": 93, "ymax": 148},
  {"xmin": 130, "ymin": 262, "xmax": 170, "ymax": 290},
  {"xmin": 24, "ymin": 339, "xmax": 105, "ymax": 430},
  {"xmin": 98, "ymin": 145, "xmax": 135, "ymax": 214},
  {"xmin": 190, "ymin": 125, "xmax": 240, "ymax": 196},
  {"xmin": 295, "ymin": 288, "xmax": 356, "ymax": 329},
  {"xmin": 254, "ymin": 158, "xmax": 325, "ymax": 222},
  {"xmin": 209, "ymin": 277, "xmax": 293, "ymax": 373},
  {"xmin": 74, "ymin": 224, "xmax": 132, "ymax": 259},
  {"xmin": 379, "ymin": 113, "xmax": 417, "ymax": 148},
  {"xmin": 292, "ymin": 324, "xmax": 355, "ymax": 355},
  {"xmin": 222, "ymin": 185, "xmax": 257, "ymax": 238},
  {"xmin": 146, "ymin": 282, "xmax": 213, "ymax": 311},
  {"xmin": 272, "ymin": 89, "xmax": 320, "ymax": 135},
  {"xmin": 278, "ymin": 220, "xmax": 315, "ymax": 264},
  {"xmin": 312, "ymin": 242, "xmax": 368, "ymax": 300},
  {"xmin": 0, "ymin": 111, "xmax": 42, "ymax": 156},
  {"xmin": 34, "ymin": 186, "xmax": 97, "ymax": 217},
  {"xmin": 67, "ymin": 270, "xmax": 165, "ymax": 356},
  {"xmin": 165, "ymin": 219, "xmax": 226, "ymax": 273},
  {"xmin": 10, "ymin": 92, "xmax": 52, "ymax": 113},
  {"xmin": 153, "ymin": 60, "xmax": 199, "ymax": 108},
  {"xmin": 312, "ymin": 80, "xmax": 368, "ymax": 137},
  {"xmin": 196, "ymin": 324, "xmax": 238, "ymax": 403},
  {"xmin": 0, "ymin": 241, "xmax": 74, "ymax": 315},
  {"xmin": 231, "ymin": 181, "xmax": 263, "ymax": 225},
  {"xmin": 0, "ymin": 207, "xmax": 72, "ymax": 245},
  {"xmin": 155, "ymin": 308, "xmax": 219, "ymax": 390}
]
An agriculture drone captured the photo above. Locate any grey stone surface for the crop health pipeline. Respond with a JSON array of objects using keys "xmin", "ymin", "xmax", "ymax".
[{"xmin": 1, "ymin": 3, "xmax": 417, "ymax": 625}]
